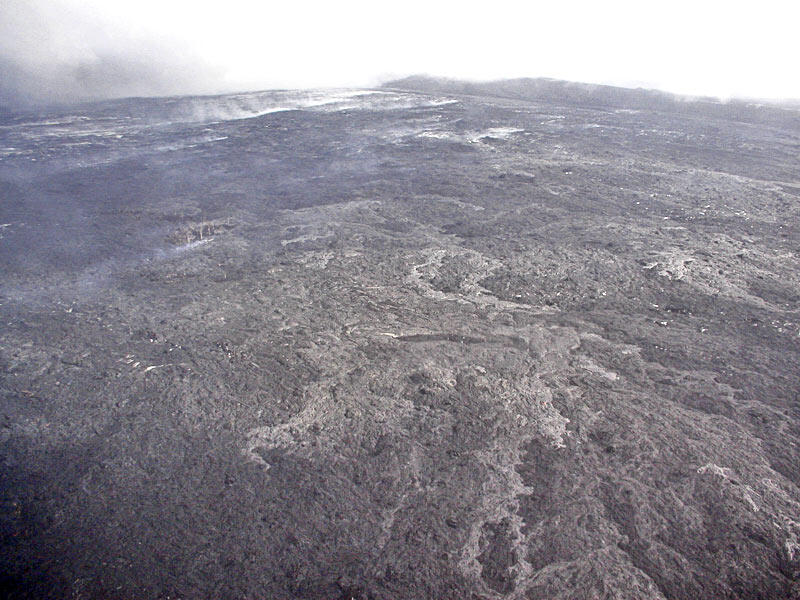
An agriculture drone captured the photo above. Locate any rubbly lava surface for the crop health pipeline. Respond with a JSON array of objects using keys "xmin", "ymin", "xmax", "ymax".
[{"xmin": 1, "ymin": 78, "xmax": 800, "ymax": 598}]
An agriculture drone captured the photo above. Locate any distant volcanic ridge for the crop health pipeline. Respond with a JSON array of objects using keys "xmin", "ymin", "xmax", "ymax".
[{"xmin": 383, "ymin": 75, "xmax": 800, "ymax": 127}]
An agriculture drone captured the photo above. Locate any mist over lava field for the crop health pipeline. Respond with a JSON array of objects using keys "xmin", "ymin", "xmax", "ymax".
[{"xmin": 1, "ymin": 77, "xmax": 800, "ymax": 599}]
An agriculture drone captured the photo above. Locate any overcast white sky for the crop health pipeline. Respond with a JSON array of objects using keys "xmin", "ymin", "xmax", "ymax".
[{"xmin": 2, "ymin": 0, "xmax": 799, "ymax": 105}]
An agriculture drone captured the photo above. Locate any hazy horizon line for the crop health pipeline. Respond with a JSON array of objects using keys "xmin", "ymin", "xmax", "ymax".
[{"xmin": 4, "ymin": 72, "xmax": 799, "ymax": 115}]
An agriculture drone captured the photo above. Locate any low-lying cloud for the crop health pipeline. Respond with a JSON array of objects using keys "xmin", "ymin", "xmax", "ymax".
[
  {"xmin": 0, "ymin": 0, "xmax": 224, "ymax": 108},
  {"xmin": 2, "ymin": 0, "xmax": 799, "ymax": 108}
]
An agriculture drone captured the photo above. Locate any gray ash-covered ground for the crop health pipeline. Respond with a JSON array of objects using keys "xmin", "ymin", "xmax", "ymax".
[{"xmin": 1, "ymin": 78, "xmax": 800, "ymax": 599}]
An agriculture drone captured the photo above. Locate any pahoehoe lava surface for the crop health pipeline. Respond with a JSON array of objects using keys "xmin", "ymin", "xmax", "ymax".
[{"xmin": 1, "ymin": 78, "xmax": 800, "ymax": 599}]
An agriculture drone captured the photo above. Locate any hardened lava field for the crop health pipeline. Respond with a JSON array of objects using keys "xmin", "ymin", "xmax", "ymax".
[{"xmin": 1, "ymin": 78, "xmax": 800, "ymax": 599}]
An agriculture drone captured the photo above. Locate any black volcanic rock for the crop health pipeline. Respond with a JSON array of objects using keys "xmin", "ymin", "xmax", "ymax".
[{"xmin": 1, "ymin": 82, "xmax": 799, "ymax": 599}]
